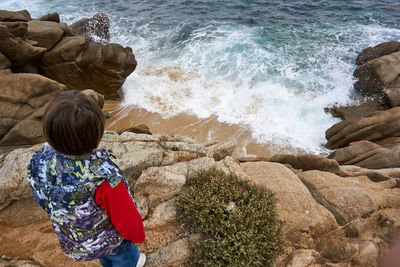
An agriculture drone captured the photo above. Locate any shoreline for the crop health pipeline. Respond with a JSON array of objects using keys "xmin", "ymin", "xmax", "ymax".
[{"xmin": 104, "ymin": 100, "xmax": 308, "ymax": 159}]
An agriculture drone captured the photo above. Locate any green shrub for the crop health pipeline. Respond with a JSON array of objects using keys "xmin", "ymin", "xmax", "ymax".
[{"xmin": 176, "ymin": 168, "xmax": 284, "ymax": 267}]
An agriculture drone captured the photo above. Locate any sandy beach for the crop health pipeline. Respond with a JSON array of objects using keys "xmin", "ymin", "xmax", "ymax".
[{"xmin": 104, "ymin": 100, "xmax": 306, "ymax": 159}]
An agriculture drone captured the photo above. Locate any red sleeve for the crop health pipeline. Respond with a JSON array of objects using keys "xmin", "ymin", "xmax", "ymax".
[{"xmin": 95, "ymin": 181, "xmax": 145, "ymax": 243}]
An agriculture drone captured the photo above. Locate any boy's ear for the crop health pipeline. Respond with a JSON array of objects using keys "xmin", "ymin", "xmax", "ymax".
[{"xmin": 82, "ymin": 89, "xmax": 105, "ymax": 109}]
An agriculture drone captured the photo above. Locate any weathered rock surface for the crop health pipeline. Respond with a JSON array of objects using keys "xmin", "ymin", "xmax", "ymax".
[
  {"xmin": 329, "ymin": 140, "xmax": 400, "ymax": 169},
  {"xmin": 0, "ymin": 73, "xmax": 67, "ymax": 147},
  {"xmin": 0, "ymin": 10, "xmax": 31, "ymax": 22},
  {"xmin": 354, "ymin": 51, "xmax": 400, "ymax": 95},
  {"xmin": 0, "ymin": 21, "xmax": 28, "ymax": 37},
  {"xmin": 3, "ymin": 129, "xmax": 400, "ymax": 266},
  {"xmin": 0, "ymin": 131, "xmax": 236, "ymax": 267},
  {"xmin": 39, "ymin": 12, "xmax": 60, "ymax": 23},
  {"xmin": 240, "ymin": 162, "xmax": 339, "ymax": 244},
  {"xmin": 39, "ymin": 36, "xmax": 136, "ymax": 98},
  {"xmin": 0, "ymin": 9, "xmax": 137, "ymax": 148},
  {"xmin": 326, "ymin": 98, "xmax": 389, "ymax": 120},
  {"xmin": 27, "ymin": 20, "xmax": 66, "ymax": 50},
  {"xmin": 298, "ymin": 170, "xmax": 400, "ymax": 225},
  {"xmin": 326, "ymin": 107, "xmax": 400, "ymax": 150},
  {"xmin": 385, "ymin": 77, "xmax": 400, "ymax": 107},
  {"xmin": 325, "ymin": 41, "xmax": 400, "ymax": 171},
  {"xmin": 69, "ymin": 12, "xmax": 110, "ymax": 44},
  {"xmin": 0, "ymin": 24, "xmax": 46, "ymax": 67},
  {"xmin": 270, "ymin": 153, "xmax": 341, "ymax": 174},
  {"xmin": 356, "ymin": 41, "xmax": 400, "ymax": 66}
]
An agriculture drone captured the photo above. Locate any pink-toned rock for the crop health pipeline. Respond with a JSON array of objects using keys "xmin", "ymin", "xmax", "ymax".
[
  {"xmin": 325, "ymin": 107, "xmax": 400, "ymax": 150},
  {"xmin": 329, "ymin": 140, "xmax": 400, "ymax": 169},
  {"xmin": 240, "ymin": 162, "xmax": 338, "ymax": 243}
]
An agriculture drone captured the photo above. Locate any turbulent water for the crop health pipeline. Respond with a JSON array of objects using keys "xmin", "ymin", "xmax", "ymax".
[{"xmin": 2, "ymin": 0, "xmax": 400, "ymax": 154}]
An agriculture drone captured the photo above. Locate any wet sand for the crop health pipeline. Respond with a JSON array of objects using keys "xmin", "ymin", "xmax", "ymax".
[{"xmin": 104, "ymin": 101, "xmax": 305, "ymax": 159}]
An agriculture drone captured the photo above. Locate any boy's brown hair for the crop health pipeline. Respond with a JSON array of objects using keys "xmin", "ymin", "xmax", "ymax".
[{"xmin": 42, "ymin": 90, "xmax": 105, "ymax": 156}]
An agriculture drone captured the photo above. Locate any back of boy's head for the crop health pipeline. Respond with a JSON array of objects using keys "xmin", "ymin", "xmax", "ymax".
[{"xmin": 43, "ymin": 90, "xmax": 105, "ymax": 156}]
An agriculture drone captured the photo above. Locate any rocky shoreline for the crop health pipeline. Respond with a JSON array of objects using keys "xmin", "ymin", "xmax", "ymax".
[{"xmin": 1, "ymin": 8, "xmax": 400, "ymax": 267}]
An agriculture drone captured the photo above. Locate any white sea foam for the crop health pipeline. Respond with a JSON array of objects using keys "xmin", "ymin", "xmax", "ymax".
[{"xmin": 121, "ymin": 23, "xmax": 361, "ymax": 154}]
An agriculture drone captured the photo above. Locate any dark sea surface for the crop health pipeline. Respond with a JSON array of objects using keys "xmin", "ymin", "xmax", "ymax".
[{"xmin": 2, "ymin": 0, "xmax": 400, "ymax": 153}]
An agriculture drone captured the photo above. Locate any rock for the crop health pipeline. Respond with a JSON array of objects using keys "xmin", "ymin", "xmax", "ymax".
[
  {"xmin": 356, "ymin": 41, "xmax": 400, "ymax": 66},
  {"xmin": 0, "ymin": 147, "xmax": 37, "ymax": 207},
  {"xmin": 326, "ymin": 98, "xmax": 389, "ymax": 120},
  {"xmin": 341, "ymin": 165, "xmax": 400, "ymax": 179},
  {"xmin": 98, "ymin": 141, "xmax": 163, "ymax": 183},
  {"xmin": 146, "ymin": 238, "xmax": 190, "ymax": 267},
  {"xmin": 325, "ymin": 107, "xmax": 400, "ymax": 150},
  {"xmin": 161, "ymin": 142, "xmax": 207, "ymax": 157},
  {"xmin": 385, "ymin": 87, "xmax": 400, "ymax": 107},
  {"xmin": 69, "ymin": 12, "xmax": 110, "ymax": 44},
  {"xmin": 27, "ymin": 20, "xmax": 65, "ymax": 50},
  {"xmin": 354, "ymin": 51, "xmax": 400, "ymax": 95},
  {"xmin": 216, "ymin": 156, "xmax": 249, "ymax": 179},
  {"xmin": 0, "ymin": 22, "xmax": 28, "ymax": 37},
  {"xmin": 39, "ymin": 36, "xmax": 137, "ymax": 99},
  {"xmin": 270, "ymin": 153, "xmax": 341, "ymax": 174},
  {"xmin": 39, "ymin": 12, "xmax": 60, "ymax": 23},
  {"xmin": 353, "ymin": 241, "xmax": 379, "ymax": 266},
  {"xmin": 134, "ymin": 157, "xmax": 215, "ymax": 210},
  {"xmin": 286, "ymin": 249, "xmax": 321, "ymax": 267},
  {"xmin": 0, "ymin": 10, "xmax": 31, "ymax": 22},
  {"xmin": 118, "ymin": 124, "xmax": 152, "ymax": 135},
  {"xmin": 0, "ymin": 73, "xmax": 67, "ymax": 146},
  {"xmin": 0, "ymin": 25, "xmax": 46, "ymax": 67},
  {"xmin": 81, "ymin": 89, "xmax": 104, "ymax": 108},
  {"xmin": 320, "ymin": 240, "xmax": 359, "ymax": 263},
  {"xmin": 240, "ymin": 162, "xmax": 338, "ymax": 243},
  {"xmin": 329, "ymin": 141, "xmax": 400, "ymax": 169},
  {"xmin": 143, "ymin": 198, "xmax": 176, "ymax": 229},
  {"xmin": 0, "ymin": 52, "xmax": 10, "ymax": 70},
  {"xmin": 298, "ymin": 170, "xmax": 400, "ymax": 225},
  {"xmin": 206, "ymin": 137, "xmax": 237, "ymax": 161},
  {"xmin": 384, "ymin": 77, "xmax": 400, "ymax": 107}
]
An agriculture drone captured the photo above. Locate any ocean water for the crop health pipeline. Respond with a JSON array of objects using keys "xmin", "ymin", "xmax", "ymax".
[{"xmin": 2, "ymin": 0, "xmax": 400, "ymax": 154}]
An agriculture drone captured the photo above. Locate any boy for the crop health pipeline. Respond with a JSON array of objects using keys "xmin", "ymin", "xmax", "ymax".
[{"xmin": 27, "ymin": 90, "xmax": 146, "ymax": 266}]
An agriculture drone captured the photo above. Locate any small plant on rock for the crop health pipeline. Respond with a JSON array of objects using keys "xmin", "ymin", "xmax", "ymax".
[{"xmin": 176, "ymin": 168, "xmax": 284, "ymax": 266}]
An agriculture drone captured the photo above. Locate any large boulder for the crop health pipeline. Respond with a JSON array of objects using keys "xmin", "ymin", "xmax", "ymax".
[
  {"xmin": 325, "ymin": 106, "xmax": 400, "ymax": 150},
  {"xmin": 0, "ymin": 73, "xmax": 67, "ymax": 147},
  {"xmin": 69, "ymin": 13, "xmax": 110, "ymax": 44},
  {"xmin": 26, "ymin": 20, "xmax": 67, "ymax": 50},
  {"xmin": 356, "ymin": 41, "xmax": 400, "ymax": 66},
  {"xmin": 354, "ymin": 51, "xmax": 400, "ymax": 95},
  {"xmin": 240, "ymin": 162, "xmax": 339, "ymax": 244},
  {"xmin": 38, "ymin": 36, "xmax": 137, "ymax": 99},
  {"xmin": 298, "ymin": 170, "xmax": 400, "ymax": 225},
  {"xmin": 329, "ymin": 140, "xmax": 400, "ymax": 169},
  {"xmin": 0, "ymin": 10, "xmax": 31, "ymax": 22},
  {"xmin": 0, "ymin": 24, "xmax": 46, "ymax": 67},
  {"xmin": 39, "ymin": 12, "xmax": 60, "ymax": 23},
  {"xmin": 0, "ymin": 21, "xmax": 28, "ymax": 37}
]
